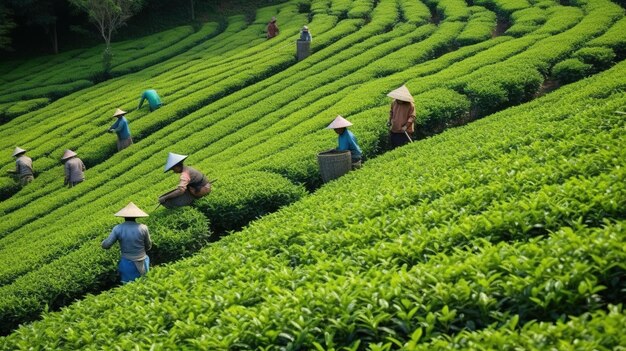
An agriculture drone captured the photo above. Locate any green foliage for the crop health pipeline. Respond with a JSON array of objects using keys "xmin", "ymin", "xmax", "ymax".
[
  {"xmin": 347, "ymin": 0, "xmax": 373, "ymax": 19},
  {"xmin": 0, "ymin": 176, "xmax": 18, "ymax": 201},
  {"xmin": 0, "ymin": 98, "xmax": 49, "ymax": 122},
  {"xmin": 0, "ymin": 24, "xmax": 217, "ymax": 105},
  {"xmin": 456, "ymin": 7, "xmax": 496, "ymax": 46},
  {"xmin": 0, "ymin": 206, "xmax": 209, "ymax": 333},
  {"xmin": 588, "ymin": 17, "xmax": 626, "ymax": 57},
  {"xmin": 398, "ymin": 0, "xmax": 431, "ymax": 26},
  {"xmin": 534, "ymin": 6, "xmax": 583, "ymax": 35},
  {"xmin": 423, "ymin": 0, "xmax": 472, "ymax": 22},
  {"xmin": 195, "ymin": 171, "xmax": 308, "ymax": 234},
  {"xmin": 0, "ymin": 80, "xmax": 93, "ymax": 104},
  {"xmin": 1, "ymin": 58, "xmax": 625, "ymax": 349},
  {"xmin": 461, "ymin": 62, "xmax": 543, "ymax": 115},
  {"xmin": 574, "ymin": 46, "xmax": 616, "ymax": 71},
  {"xmin": 416, "ymin": 305, "xmax": 626, "ymax": 350},
  {"xmin": 474, "ymin": 0, "xmax": 531, "ymax": 16},
  {"xmin": 552, "ymin": 58, "xmax": 592, "ymax": 84},
  {"xmin": 146, "ymin": 207, "xmax": 211, "ymax": 263},
  {"xmin": 0, "ymin": 0, "xmax": 625, "ymax": 343},
  {"xmin": 412, "ymin": 88, "xmax": 471, "ymax": 129}
]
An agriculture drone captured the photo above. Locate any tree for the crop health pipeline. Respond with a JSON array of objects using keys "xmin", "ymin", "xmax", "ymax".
[
  {"xmin": 0, "ymin": 5, "xmax": 16, "ymax": 51},
  {"xmin": 2, "ymin": 0, "xmax": 63, "ymax": 54},
  {"xmin": 68, "ymin": 0, "xmax": 144, "ymax": 73}
]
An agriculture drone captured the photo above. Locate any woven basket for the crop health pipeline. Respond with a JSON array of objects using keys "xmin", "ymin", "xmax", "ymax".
[{"xmin": 317, "ymin": 150, "xmax": 352, "ymax": 183}]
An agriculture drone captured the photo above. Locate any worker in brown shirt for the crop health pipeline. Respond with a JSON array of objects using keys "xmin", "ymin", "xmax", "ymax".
[
  {"xmin": 159, "ymin": 152, "xmax": 212, "ymax": 208},
  {"xmin": 387, "ymin": 85, "xmax": 416, "ymax": 149},
  {"xmin": 267, "ymin": 17, "xmax": 279, "ymax": 39},
  {"xmin": 61, "ymin": 149, "xmax": 86, "ymax": 188}
]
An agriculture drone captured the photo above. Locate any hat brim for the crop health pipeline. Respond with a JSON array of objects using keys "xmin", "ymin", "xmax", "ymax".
[{"xmin": 164, "ymin": 155, "xmax": 188, "ymax": 172}]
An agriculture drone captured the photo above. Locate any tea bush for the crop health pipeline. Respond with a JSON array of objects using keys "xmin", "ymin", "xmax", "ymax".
[
  {"xmin": 0, "ymin": 0, "xmax": 624, "ymax": 341},
  {"xmin": 552, "ymin": 58, "xmax": 592, "ymax": 83},
  {"xmin": 195, "ymin": 171, "xmax": 308, "ymax": 234},
  {"xmin": 574, "ymin": 46, "xmax": 616, "ymax": 71},
  {"xmin": 1, "ymin": 57, "xmax": 624, "ymax": 349}
]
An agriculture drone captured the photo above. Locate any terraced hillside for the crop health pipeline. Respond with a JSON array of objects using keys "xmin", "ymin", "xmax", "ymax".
[{"xmin": 1, "ymin": 0, "xmax": 625, "ymax": 347}]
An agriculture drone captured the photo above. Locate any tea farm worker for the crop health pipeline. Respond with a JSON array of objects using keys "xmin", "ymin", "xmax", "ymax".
[
  {"xmin": 101, "ymin": 202, "xmax": 152, "ymax": 284},
  {"xmin": 387, "ymin": 84, "xmax": 416, "ymax": 149},
  {"xmin": 138, "ymin": 89, "xmax": 162, "ymax": 112},
  {"xmin": 8, "ymin": 147, "xmax": 34, "ymax": 186},
  {"xmin": 327, "ymin": 115, "xmax": 363, "ymax": 169},
  {"xmin": 299, "ymin": 25, "xmax": 312, "ymax": 42},
  {"xmin": 267, "ymin": 16, "xmax": 279, "ymax": 39},
  {"xmin": 159, "ymin": 152, "xmax": 212, "ymax": 208},
  {"xmin": 108, "ymin": 108, "xmax": 133, "ymax": 151},
  {"xmin": 61, "ymin": 149, "xmax": 86, "ymax": 188}
]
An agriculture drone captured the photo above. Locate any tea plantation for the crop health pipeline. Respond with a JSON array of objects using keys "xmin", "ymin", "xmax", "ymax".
[{"xmin": 1, "ymin": 0, "xmax": 625, "ymax": 348}]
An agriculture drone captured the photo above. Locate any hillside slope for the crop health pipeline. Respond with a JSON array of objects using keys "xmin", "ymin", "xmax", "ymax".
[
  {"xmin": 0, "ymin": 0, "xmax": 625, "ymax": 341},
  {"xmin": 2, "ymin": 45, "xmax": 625, "ymax": 351}
]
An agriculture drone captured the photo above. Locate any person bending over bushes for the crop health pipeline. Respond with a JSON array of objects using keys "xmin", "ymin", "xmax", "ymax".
[
  {"xmin": 7, "ymin": 147, "xmax": 34, "ymax": 186},
  {"xmin": 325, "ymin": 115, "xmax": 363, "ymax": 170},
  {"xmin": 159, "ymin": 152, "xmax": 212, "ymax": 208},
  {"xmin": 61, "ymin": 149, "xmax": 85, "ymax": 188}
]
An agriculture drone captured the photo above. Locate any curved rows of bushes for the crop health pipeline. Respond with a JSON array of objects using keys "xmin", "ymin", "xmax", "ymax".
[
  {"xmin": 1, "ymin": 55, "xmax": 624, "ymax": 350},
  {"xmin": 0, "ymin": 0, "xmax": 623, "ymax": 337}
]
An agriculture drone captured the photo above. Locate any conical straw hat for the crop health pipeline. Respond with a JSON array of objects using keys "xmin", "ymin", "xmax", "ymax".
[
  {"xmin": 326, "ymin": 115, "xmax": 353, "ymax": 129},
  {"xmin": 387, "ymin": 85, "xmax": 414, "ymax": 102},
  {"xmin": 12, "ymin": 147, "xmax": 26, "ymax": 157},
  {"xmin": 114, "ymin": 202, "xmax": 149, "ymax": 217},
  {"xmin": 164, "ymin": 152, "xmax": 188, "ymax": 172},
  {"xmin": 112, "ymin": 108, "xmax": 127, "ymax": 117},
  {"xmin": 61, "ymin": 149, "xmax": 77, "ymax": 160}
]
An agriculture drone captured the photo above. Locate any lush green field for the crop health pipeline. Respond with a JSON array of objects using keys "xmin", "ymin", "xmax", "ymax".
[
  {"xmin": 2, "ymin": 45, "xmax": 625, "ymax": 351},
  {"xmin": 0, "ymin": 0, "xmax": 625, "ymax": 347}
]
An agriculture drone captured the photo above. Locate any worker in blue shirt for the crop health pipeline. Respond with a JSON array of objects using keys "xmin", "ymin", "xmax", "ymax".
[
  {"xmin": 326, "ymin": 115, "xmax": 362, "ymax": 169},
  {"xmin": 299, "ymin": 26, "xmax": 312, "ymax": 42},
  {"xmin": 138, "ymin": 89, "xmax": 162, "ymax": 112},
  {"xmin": 108, "ymin": 108, "xmax": 133, "ymax": 151}
]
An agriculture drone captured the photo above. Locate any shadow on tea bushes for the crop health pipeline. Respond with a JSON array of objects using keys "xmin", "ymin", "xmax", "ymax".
[{"xmin": 195, "ymin": 171, "xmax": 308, "ymax": 235}]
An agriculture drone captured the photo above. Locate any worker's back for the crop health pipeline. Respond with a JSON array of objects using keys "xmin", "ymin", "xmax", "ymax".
[{"xmin": 140, "ymin": 89, "xmax": 162, "ymax": 111}]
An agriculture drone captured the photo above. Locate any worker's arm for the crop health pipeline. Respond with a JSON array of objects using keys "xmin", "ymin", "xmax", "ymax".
[
  {"xmin": 138, "ymin": 93, "xmax": 146, "ymax": 109},
  {"xmin": 64, "ymin": 162, "xmax": 70, "ymax": 185},
  {"xmin": 159, "ymin": 187, "xmax": 185, "ymax": 203},
  {"xmin": 101, "ymin": 228, "xmax": 118, "ymax": 249},
  {"xmin": 109, "ymin": 119, "xmax": 120, "ymax": 133},
  {"xmin": 143, "ymin": 225, "xmax": 152, "ymax": 251},
  {"xmin": 110, "ymin": 119, "xmax": 126, "ymax": 133},
  {"xmin": 159, "ymin": 171, "xmax": 190, "ymax": 203}
]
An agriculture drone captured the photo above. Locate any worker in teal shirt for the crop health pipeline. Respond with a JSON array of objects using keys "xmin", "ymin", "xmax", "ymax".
[
  {"xmin": 138, "ymin": 89, "xmax": 162, "ymax": 112},
  {"xmin": 326, "ymin": 115, "xmax": 362, "ymax": 169}
]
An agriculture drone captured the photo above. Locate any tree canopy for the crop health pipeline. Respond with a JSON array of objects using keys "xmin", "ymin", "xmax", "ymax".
[{"xmin": 68, "ymin": 0, "xmax": 144, "ymax": 49}]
